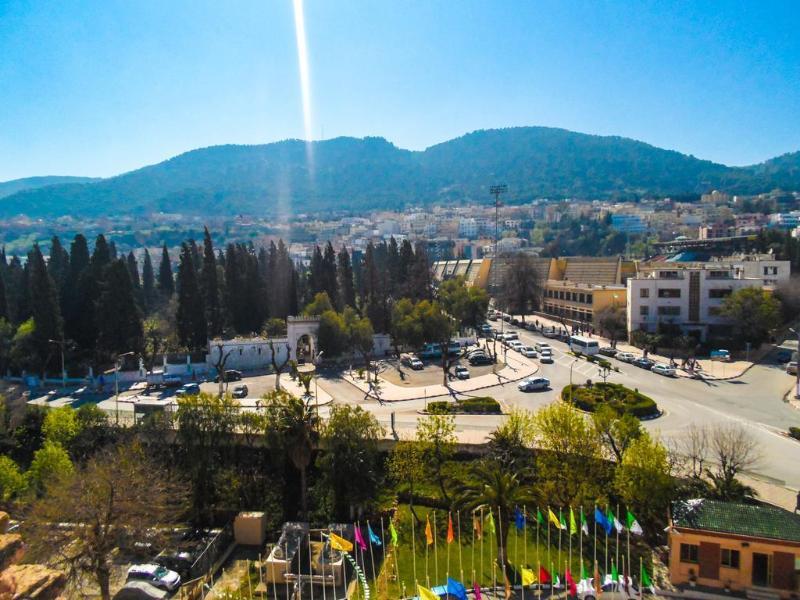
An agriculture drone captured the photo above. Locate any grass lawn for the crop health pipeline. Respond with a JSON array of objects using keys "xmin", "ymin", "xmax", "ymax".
[{"xmin": 377, "ymin": 505, "xmax": 609, "ymax": 599}]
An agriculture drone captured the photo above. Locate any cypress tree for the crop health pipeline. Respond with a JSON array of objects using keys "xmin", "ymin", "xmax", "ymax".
[
  {"xmin": 96, "ymin": 260, "xmax": 143, "ymax": 360},
  {"xmin": 28, "ymin": 244, "xmax": 63, "ymax": 374},
  {"xmin": 0, "ymin": 272, "xmax": 7, "ymax": 321},
  {"xmin": 108, "ymin": 240, "xmax": 118, "ymax": 260},
  {"xmin": 176, "ymin": 243, "xmax": 207, "ymax": 351},
  {"xmin": 336, "ymin": 247, "xmax": 356, "ymax": 309},
  {"xmin": 323, "ymin": 241, "xmax": 338, "ymax": 307},
  {"xmin": 142, "ymin": 249, "xmax": 155, "ymax": 311},
  {"xmin": 47, "ymin": 236, "xmax": 70, "ymax": 295},
  {"xmin": 64, "ymin": 234, "xmax": 91, "ymax": 344},
  {"xmin": 157, "ymin": 244, "xmax": 174, "ymax": 297},
  {"xmin": 126, "ymin": 252, "xmax": 141, "ymax": 288},
  {"xmin": 200, "ymin": 228, "xmax": 222, "ymax": 337},
  {"xmin": 92, "ymin": 235, "xmax": 111, "ymax": 271}
]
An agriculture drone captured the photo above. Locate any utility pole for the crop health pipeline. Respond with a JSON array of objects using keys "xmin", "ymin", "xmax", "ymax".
[
  {"xmin": 115, "ymin": 351, "xmax": 135, "ymax": 425},
  {"xmin": 48, "ymin": 338, "xmax": 68, "ymax": 390},
  {"xmin": 791, "ymin": 328, "xmax": 800, "ymax": 398},
  {"xmin": 489, "ymin": 184, "xmax": 507, "ymax": 373}
]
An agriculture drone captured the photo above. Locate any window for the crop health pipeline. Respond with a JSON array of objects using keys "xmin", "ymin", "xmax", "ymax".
[
  {"xmin": 640, "ymin": 306, "xmax": 649, "ymax": 316},
  {"xmin": 658, "ymin": 306, "xmax": 681, "ymax": 316},
  {"xmin": 587, "ymin": 294, "xmax": 593, "ymax": 303},
  {"xmin": 658, "ymin": 289, "xmax": 681, "ymax": 298},
  {"xmin": 658, "ymin": 271, "xmax": 680, "ymax": 279},
  {"xmin": 680, "ymin": 544, "xmax": 699, "ymax": 563},
  {"xmin": 579, "ymin": 293, "xmax": 585, "ymax": 303},
  {"xmin": 721, "ymin": 549, "xmax": 740, "ymax": 569},
  {"xmin": 709, "ymin": 289, "xmax": 732, "ymax": 299},
  {"xmin": 707, "ymin": 270, "xmax": 730, "ymax": 279},
  {"xmin": 640, "ymin": 288, "xmax": 650, "ymax": 298}
]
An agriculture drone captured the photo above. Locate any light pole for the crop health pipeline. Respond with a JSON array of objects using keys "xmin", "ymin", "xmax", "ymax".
[
  {"xmin": 48, "ymin": 338, "xmax": 68, "ymax": 390},
  {"xmin": 790, "ymin": 328, "xmax": 800, "ymax": 398},
  {"xmin": 314, "ymin": 351, "xmax": 324, "ymax": 416},
  {"xmin": 115, "ymin": 351, "xmax": 135, "ymax": 425},
  {"xmin": 490, "ymin": 184, "xmax": 507, "ymax": 374},
  {"xmin": 568, "ymin": 358, "xmax": 579, "ymax": 403}
]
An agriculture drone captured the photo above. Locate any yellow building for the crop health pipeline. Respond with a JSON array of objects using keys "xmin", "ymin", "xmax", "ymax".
[
  {"xmin": 669, "ymin": 499, "xmax": 800, "ymax": 597},
  {"xmin": 542, "ymin": 281, "xmax": 626, "ymax": 324}
]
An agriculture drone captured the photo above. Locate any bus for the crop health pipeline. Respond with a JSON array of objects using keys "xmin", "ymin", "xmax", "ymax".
[{"xmin": 569, "ymin": 335, "xmax": 600, "ymax": 356}]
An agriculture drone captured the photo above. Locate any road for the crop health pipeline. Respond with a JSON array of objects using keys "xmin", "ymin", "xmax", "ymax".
[{"xmin": 318, "ymin": 322, "xmax": 800, "ymax": 493}]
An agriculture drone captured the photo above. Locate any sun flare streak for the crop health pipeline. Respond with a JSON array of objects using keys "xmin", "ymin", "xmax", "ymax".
[{"xmin": 292, "ymin": 0, "xmax": 313, "ymax": 143}]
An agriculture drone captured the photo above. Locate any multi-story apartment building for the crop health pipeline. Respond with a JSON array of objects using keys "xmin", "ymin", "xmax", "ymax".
[{"xmin": 627, "ymin": 264, "xmax": 767, "ymax": 341}]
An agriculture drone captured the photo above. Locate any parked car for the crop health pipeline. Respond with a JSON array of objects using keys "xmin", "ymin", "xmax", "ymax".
[
  {"xmin": 615, "ymin": 352, "xmax": 636, "ymax": 363},
  {"xmin": 598, "ymin": 346, "xmax": 618, "ymax": 357},
  {"xmin": 401, "ymin": 353, "xmax": 424, "ymax": 370},
  {"xmin": 539, "ymin": 350, "xmax": 554, "ymax": 364},
  {"xmin": 520, "ymin": 346, "xmax": 538, "ymax": 358},
  {"xmin": 175, "ymin": 383, "xmax": 200, "ymax": 397},
  {"xmin": 503, "ymin": 314, "xmax": 512, "ymax": 322},
  {"xmin": 710, "ymin": 349, "xmax": 731, "ymax": 362},
  {"xmin": 509, "ymin": 340, "xmax": 524, "ymax": 352},
  {"xmin": 577, "ymin": 575, "xmax": 638, "ymax": 600},
  {"xmin": 163, "ymin": 375, "xmax": 183, "ymax": 388},
  {"xmin": 215, "ymin": 369, "xmax": 242, "ymax": 382},
  {"xmin": 786, "ymin": 361, "xmax": 798, "ymax": 375},
  {"xmin": 511, "ymin": 318, "xmax": 521, "ymax": 326},
  {"xmin": 487, "ymin": 312, "xmax": 498, "ymax": 321},
  {"xmin": 542, "ymin": 329, "xmax": 559, "ymax": 339},
  {"xmin": 518, "ymin": 377, "xmax": 550, "ymax": 392},
  {"xmin": 232, "ymin": 384, "xmax": 249, "ymax": 398},
  {"xmin": 524, "ymin": 322, "xmax": 537, "ymax": 331},
  {"xmin": 633, "ymin": 357, "xmax": 655, "ymax": 369},
  {"xmin": 651, "ymin": 363, "xmax": 676, "ymax": 377},
  {"xmin": 504, "ymin": 331, "xmax": 519, "ymax": 341},
  {"xmin": 126, "ymin": 564, "xmax": 182, "ymax": 592},
  {"xmin": 454, "ymin": 366, "xmax": 470, "ymax": 380},
  {"xmin": 534, "ymin": 342, "xmax": 551, "ymax": 353},
  {"xmin": 469, "ymin": 353, "xmax": 493, "ymax": 366}
]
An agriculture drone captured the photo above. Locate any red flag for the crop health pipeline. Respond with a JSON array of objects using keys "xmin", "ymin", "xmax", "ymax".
[
  {"xmin": 354, "ymin": 525, "xmax": 367, "ymax": 551},
  {"xmin": 539, "ymin": 565, "xmax": 552, "ymax": 584},
  {"xmin": 565, "ymin": 569, "xmax": 577, "ymax": 597},
  {"xmin": 447, "ymin": 514, "xmax": 455, "ymax": 544},
  {"xmin": 473, "ymin": 582, "xmax": 482, "ymax": 600}
]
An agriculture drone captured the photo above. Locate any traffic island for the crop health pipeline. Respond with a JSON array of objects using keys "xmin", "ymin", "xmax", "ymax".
[{"xmin": 561, "ymin": 382, "xmax": 661, "ymax": 419}]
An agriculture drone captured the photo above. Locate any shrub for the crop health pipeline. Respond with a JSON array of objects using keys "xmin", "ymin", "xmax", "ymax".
[
  {"xmin": 428, "ymin": 397, "xmax": 502, "ymax": 415},
  {"xmin": 561, "ymin": 383, "xmax": 659, "ymax": 419},
  {"xmin": 597, "ymin": 358, "xmax": 612, "ymax": 370},
  {"xmin": 789, "ymin": 427, "xmax": 800, "ymax": 441}
]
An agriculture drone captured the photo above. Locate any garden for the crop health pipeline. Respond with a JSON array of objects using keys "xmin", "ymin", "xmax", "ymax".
[{"xmin": 560, "ymin": 382, "xmax": 660, "ymax": 418}]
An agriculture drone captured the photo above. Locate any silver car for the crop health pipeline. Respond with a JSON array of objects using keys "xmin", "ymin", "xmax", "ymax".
[
  {"xmin": 577, "ymin": 575, "xmax": 638, "ymax": 600},
  {"xmin": 127, "ymin": 564, "xmax": 181, "ymax": 591},
  {"xmin": 518, "ymin": 377, "xmax": 550, "ymax": 392}
]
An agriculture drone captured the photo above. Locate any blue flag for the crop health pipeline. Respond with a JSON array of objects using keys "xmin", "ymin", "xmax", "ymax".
[
  {"xmin": 514, "ymin": 507, "xmax": 526, "ymax": 532},
  {"xmin": 367, "ymin": 522, "xmax": 382, "ymax": 546},
  {"xmin": 594, "ymin": 507, "xmax": 612, "ymax": 536},
  {"xmin": 446, "ymin": 577, "xmax": 468, "ymax": 600}
]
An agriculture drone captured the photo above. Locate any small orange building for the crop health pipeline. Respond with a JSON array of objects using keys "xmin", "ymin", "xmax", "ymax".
[{"xmin": 668, "ymin": 499, "xmax": 800, "ymax": 598}]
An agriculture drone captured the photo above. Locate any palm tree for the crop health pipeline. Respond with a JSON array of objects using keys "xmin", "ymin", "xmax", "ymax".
[
  {"xmin": 455, "ymin": 461, "xmax": 536, "ymax": 571},
  {"xmin": 267, "ymin": 390, "xmax": 319, "ymax": 519}
]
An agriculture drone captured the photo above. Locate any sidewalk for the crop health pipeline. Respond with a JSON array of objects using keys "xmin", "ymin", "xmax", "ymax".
[
  {"xmin": 342, "ymin": 352, "xmax": 538, "ymax": 402},
  {"xmin": 508, "ymin": 312, "xmax": 753, "ymax": 381}
]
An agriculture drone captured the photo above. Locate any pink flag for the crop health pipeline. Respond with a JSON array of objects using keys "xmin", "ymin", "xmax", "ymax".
[
  {"xmin": 473, "ymin": 583, "xmax": 482, "ymax": 600},
  {"xmin": 354, "ymin": 525, "xmax": 367, "ymax": 551},
  {"xmin": 565, "ymin": 569, "xmax": 577, "ymax": 597}
]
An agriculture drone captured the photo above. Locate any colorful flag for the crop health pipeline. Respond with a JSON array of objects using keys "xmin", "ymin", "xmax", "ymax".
[
  {"xmin": 485, "ymin": 512, "xmax": 496, "ymax": 536},
  {"xmin": 569, "ymin": 507, "xmax": 578, "ymax": 536},
  {"xmin": 565, "ymin": 569, "xmax": 577, "ymax": 596},
  {"xmin": 447, "ymin": 514, "xmax": 455, "ymax": 544},
  {"xmin": 446, "ymin": 578, "xmax": 467, "ymax": 600},
  {"xmin": 538, "ymin": 565, "xmax": 551, "ymax": 584},
  {"xmin": 473, "ymin": 582, "xmax": 482, "ymax": 600},
  {"xmin": 473, "ymin": 513, "xmax": 482, "ymax": 539},
  {"xmin": 354, "ymin": 525, "xmax": 367, "ymax": 551},
  {"xmin": 548, "ymin": 508, "xmax": 563, "ymax": 529},
  {"xmin": 418, "ymin": 584, "xmax": 439, "ymax": 600},
  {"xmin": 608, "ymin": 507, "xmax": 624, "ymax": 533},
  {"xmin": 594, "ymin": 561, "xmax": 602, "ymax": 597},
  {"xmin": 559, "ymin": 508, "xmax": 567, "ymax": 531},
  {"xmin": 611, "ymin": 561, "xmax": 619, "ymax": 584},
  {"xmin": 626, "ymin": 511, "xmax": 643, "ymax": 536},
  {"xmin": 521, "ymin": 567, "xmax": 536, "ymax": 586},
  {"xmin": 514, "ymin": 507, "xmax": 525, "ymax": 531},
  {"xmin": 536, "ymin": 507, "xmax": 545, "ymax": 527},
  {"xmin": 595, "ymin": 507, "xmax": 612, "ymax": 536},
  {"xmin": 425, "ymin": 514, "xmax": 434, "ymax": 546},
  {"xmin": 641, "ymin": 565, "xmax": 654, "ymax": 592},
  {"xmin": 328, "ymin": 531, "xmax": 353, "ymax": 552},
  {"xmin": 580, "ymin": 562, "xmax": 588, "ymax": 581},
  {"xmin": 389, "ymin": 522, "xmax": 399, "ymax": 546},
  {"xmin": 368, "ymin": 522, "xmax": 381, "ymax": 546},
  {"xmin": 580, "ymin": 507, "xmax": 589, "ymax": 535}
]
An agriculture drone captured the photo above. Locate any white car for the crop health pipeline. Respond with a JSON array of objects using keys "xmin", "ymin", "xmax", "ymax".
[
  {"xmin": 615, "ymin": 352, "xmax": 636, "ymax": 363},
  {"xmin": 509, "ymin": 340, "xmax": 524, "ymax": 352},
  {"xmin": 651, "ymin": 363, "xmax": 676, "ymax": 377},
  {"xmin": 504, "ymin": 332, "xmax": 519, "ymax": 342},
  {"xmin": 539, "ymin": 350, "xmax": 554, "ymax": 364},
  {"xmin": 534, "ymin": 342, "xmax": 551, "ymax": 353},
  {"xmin": 454, "ymin": 366, "xmax": 470, "ymax": 380},
  {"xmin": 577, "ymin": 575, "xmax": 638, "ymax": 600},
  {"xmin": 518, "ymin": 377, "xmax": 550, "ymax": 391},
  {"xmin": 520, "ymin": 346, "xmax": 538, "ymax": 358},
  {"xmin": 127, "ymin": 564, "xmax": 182, "ymax": 591}
]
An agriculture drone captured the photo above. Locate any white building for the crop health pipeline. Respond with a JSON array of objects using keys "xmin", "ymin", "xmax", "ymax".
[
  {"xmin": 610, "ymin": 214, "xmax": 647, "ymax": 234},
  {"xmin": 627, "ymin": 265, "xmax": 768, "ymax": 342},
  {"xmin": 720, "ymin": 254, "xmax": 791, "ymax": 287},
  {"xmin": 458, "ymin": 218, "xmax": 478, "ymax": 239}
]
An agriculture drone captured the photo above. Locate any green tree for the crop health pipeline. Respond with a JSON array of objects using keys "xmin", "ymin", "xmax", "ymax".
[
  {"xmin": 416, "ymin": 300, "xmax": 455, "ymax": 385},
  {"xmin": 201, "ymin": 228, "xmax": 223, "ymax": 337},
  {"xmin": 10, "ymin": 318, "xmax": 38, "ymax": 373},
  {"xmin": 142, "ymin": 248, "xmax": 156, "ymax": 311},
  {"xmin": 336, "ymin": 246, "xmax": 356, "ymax": 309},
  {"xmin": 176, "ymin": 242, "xmax": 207, "ymax": 351},
  {"xmin": 304, "ymin": 291, "xmax": 334, "ymax": 316},
  {"xmin": 497, "ymin": 254, "xmax": 543, "ymax": 322},
  {"xmin": 487, "ymin": 409, "xmax": 536, "ymax": 472},
  {"xmin": 0, "ymin": 455, "xmax": 27, "ymax": 502},
  {"xmin": 594, "ymin": 304, "xmax": 627, "ymax": 347},
  {"xmin": 317, "ymin": 310, "xmax": 348, "ymax": 357},
  {"xmin": 416, "ymin": 413, "xmax": 456, "ymax": 502},
  {"xmin": 316, "ymin": 405, "xmax": 384, "ymax": 518},
  {"xmin": 592, "ymin": 404, "xmax": 642, "ymax": 462},
  {"xmin": 157, "ymin": 243, "xmax": 174, "ymax": 297},
  {"xmin": 27, "ymin": 440, "xmax": 74, "ymax": 495},
  {"xmin": 345, "ymin": 308, "xmax": 375, "ymax": 377},
  {"xmin": 42, "ymin": 406, "xmax": 80, "ymax": 447},
  {"xmin": 96, "ymin": 260, "xmax": 144, "ymax": 360},
  {"xmin": 391, "ymin": 298, "xmax": 424, "ymax": 356},
  {"xmin": 388, "ymin": 440, "xmax": 425, "ymax": 522},
  {"xmin": 27, "ymin": 244, "xmax": 63, "ymax": 375},
  {"xmin": 439, "ymin": 276, "xmax": 490, "ymax": 331},
  {"xmin": 720, "ymin": 287, "xmax": 781, "ymax": 346},
  {"xmin": 614, "ymin": 432, "xmax": 672, "ymax": 532}
]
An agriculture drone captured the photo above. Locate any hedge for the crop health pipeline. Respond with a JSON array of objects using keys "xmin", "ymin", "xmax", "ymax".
[
  {"xmin": 428, "ymin": 396, "xmax": 502, "ymax": 415},
  {"xmin": 561, "ymin": 383, "xmax": 660, "ymax": 419},
  {"xmin": 790, "ymin": 427, "xmax": 800, "ymax": 441}
]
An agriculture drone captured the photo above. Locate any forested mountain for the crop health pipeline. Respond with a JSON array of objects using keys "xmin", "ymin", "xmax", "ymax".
[
  {"xmin": 1, "ymin": 127, "xmax": 798, "ymax": 218},
  {"xmin": 0, "ymin": 176, "xmax": 99, "ymax": 199}
]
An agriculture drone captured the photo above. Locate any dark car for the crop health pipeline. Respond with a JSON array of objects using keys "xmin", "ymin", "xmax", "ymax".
[
  {"xmin": 598, "ymin": 346, "xmax": 618, "ymax": 357},
  {"xmin": 232, "ymin": 384, "xmax": 248, "ymax": 398},
  {"xmin": 468, "ymin": 353, "xmax": 494, "ymax": 366},
  {"xmin": 633, "ymin": 357, "xmax": 655, "ymax": 369},
  {"xmin": 215, "ymin": 369, "xmax": 243, "ymax": 382}
]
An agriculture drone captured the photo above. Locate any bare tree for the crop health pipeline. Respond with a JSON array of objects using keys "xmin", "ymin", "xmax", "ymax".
[
  {"xmin": 24, "ymin": 442, "xmax": 187, "ymax": 600},
  {"xmin": 269, "ymin": 339, "xmax": 292, "ymax": 391},
  {"xmin": 212, "ymin": 343, "xmax": 232, "ymax": 397},
  {"xmin": 497, "ymin": 254, "xmax": 543, "ymax": 323},
  {"xmin": 706, "ymin": 424, "xmax": 761, "ymax": 500}
]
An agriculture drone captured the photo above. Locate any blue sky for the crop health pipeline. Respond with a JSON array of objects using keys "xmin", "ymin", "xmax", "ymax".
[{"xmin": 1, "ymin": 0, "xmax": 799, "ymax": 181}]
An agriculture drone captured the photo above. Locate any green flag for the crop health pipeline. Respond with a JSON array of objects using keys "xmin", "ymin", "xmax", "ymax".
[
  {"xmin": 536, "ymin": 507, "xmax": 545, "ymax": 526},
  {"xmin": 611, "ymin": 561, "xmax": 619, "ymax": 583},
  {"xmin": 580, "ymin": 562, "xmax": 588, "ymax": 581},
  {"xmin": 580, "ymin": 507, "xmax": 589, "ymax": 535},
  {"xmin": 486, "ymin": 511, "xmax": 496, "ymax": 535},
  {"xmin": 641, "ymin": 566, "xmax": 652, "ymax": 587},
  {"xmin": 626, "ymin": 510, "xmax": 643, "ymax": 535},
  {"xmin": 559, "ymin": 508, "xmax": 567, "ymax": 530},
  {"xmin": 389, "ymin": 522, "xmax": 398, "ymax": 546},
  {"xmin": 569, "ymin": 507, "xmax": 577, "ymax": 536}
]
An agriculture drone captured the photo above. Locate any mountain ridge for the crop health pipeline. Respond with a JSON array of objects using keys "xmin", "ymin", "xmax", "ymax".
[{"xmin": 1, "ymin": 126, "xmax": 797, "ymax": 218}]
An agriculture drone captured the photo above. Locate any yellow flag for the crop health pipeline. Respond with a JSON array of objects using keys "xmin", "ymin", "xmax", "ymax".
[
  {"xmin": 548, "ymin": 508, "xmax": 563, "ymax": 529},
  {"xmin": 329, "ymin": 531, "xmax": 353, "ymax": 553},
  {"xmin": 425, "ymin": 514, "xmax": 434, "ymax": 546},
  {"xmin": 418, "ymin": 584, "xmax": 439, "ymax": 600},
  {"xmin": 521, "ymin": 567, "xmax": 537, "ymax": 586}
]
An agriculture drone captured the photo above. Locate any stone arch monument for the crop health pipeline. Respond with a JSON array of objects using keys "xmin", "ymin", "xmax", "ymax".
[{"xmin": 286, "ymin": 316, "xmax": 321, "ymax": 361}]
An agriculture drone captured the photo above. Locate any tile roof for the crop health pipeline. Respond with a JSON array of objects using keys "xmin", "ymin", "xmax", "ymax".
[{"xmin": 672, "ymin": 499, "xmax": 800, "ymax": 543}]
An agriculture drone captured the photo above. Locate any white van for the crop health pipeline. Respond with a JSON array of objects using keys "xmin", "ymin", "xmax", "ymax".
[{"xmin": 534, "ymin": 342, "xmax": 552, "ymax": 354}]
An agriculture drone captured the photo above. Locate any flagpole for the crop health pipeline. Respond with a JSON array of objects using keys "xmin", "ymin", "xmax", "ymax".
[
  {"xmin": 319, "ymin": 532, "xmax": 327, "ymax": 600},
  {"xmin": 604, "ymin": 504, "xmax": 608, "ymax": 579},
  {"xmin": 412, "ymin": 511, "xmax": 418, "ymax": 590},
  {"xmin": 568, "ymin": 507, "xmax": 573, "ymax": 589},
  {"xmin": 557, "ymin": 508, "xmax": 562, "ymax": 587},
  {"xmin": 307, "ymin": 535, "xmax": 314, "ymax": 600},
  {"xmin": 447, "ymin": 511, "xmax": 451, "ymax": 580},
  {"xmin": 639, "ymin": 556, "xmax": 644, "ymax": 600},
  {"xmin": 425, "ymin": 514, "xmax": 430, "ymax": 588},
  {"xmin": 284, "ymin": 541, "xmax": 290, "ymax": 600},
  {"xmin": 471, "ymin": 510, "xmax": 476, "ymax": 590},
  {"xmin": 480, "ymin": 507, "xmax": 484, "ymax": 589},
  {"xmin": 626, "ymin": 512, "xmax": 632, "ymax": 594},
  {"xmin": 522, "ymin": 506, "xmax": 527, "ymax": 600},
  {"xmin": 615, "ymin": 504, "xmax": 620, "ymax": 576},
  {"xmin": 497, "ymin": 506, "xmax": 505, "ymax": 595},
  {"xmin": 593, "ymin": 504, "xmax": 597, "ymax": 576},
  {"xmin": 579, "ymin": 506, "xmax": 583, "ymax": 584},
  {"xmin": 379, "ymin": 519, "xmax": 386, "ymax": 593},
  {"xmin": 491, "ymin": 508, "xmax": 497, "ymax": 594},
  {"xmin": 514, "ymin": 507, "xmax": 519, "ymax": 591},
  {"xmin": 367, "ymin": 522, "xmax": 377, "ymax": 596},
  {"xmin": 546, "ymin": 505, "xmax": 551, "ymax": 584},
  {"xmin": 536, "ymin": 507, "xmax": 541, "ymax": 600},
  {"xmin": 457, "ymin": 510, "xmax": 464, "ymax": 582},
  {"xmin": 433, "ymin": 511, "xmax": 439, "ymax": 585}
]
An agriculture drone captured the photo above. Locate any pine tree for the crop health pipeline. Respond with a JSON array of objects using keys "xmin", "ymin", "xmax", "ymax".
[
  {"xmin": 141, "ymin": 249, "xmax": 155, "ymax": 311},
  {"xmin": 0, "ymin": 272, "xmax": 7, "ymax": 321},
  {"xmin": 96, "ymin": 260, "xmax": 143, "ymax": 361},
  {"xmin": 92, "ymin": 235, "xmax": 111, "ymax": 271},
  {"xmin": 176, "ymin": 243, "xmax": 207, "ymax": 351},
  {"xmin": 28, "ymin": 244, "xmax": 63, "ymax": 374},
  {"xmin": 47, "ymin": 236, "xmax": 70, "ymax": 296},
  {"xmin": 200, "ymin": 228, "xmax": 222, "ymax": 337},
  {"xmin": 322, "ymin": 242, "xmax": 338, "ymax": 307},
  {"xmin": 336, "ymin": 246, "xmax": 356, "ymax": 309},
  {"xmin": 6, "ymin": 256, "xmax": 28, "ymax": 325},
  {"xmin": 126, "ymin": 252, "xmax": 141, "ymax": 288},
  {"xmin": 108, "ymin": 240, "xmax": 118, "ymax": 260},
  {"xmin": 157, "ymin": 244, "xmax": 174, "ymax": 297}
]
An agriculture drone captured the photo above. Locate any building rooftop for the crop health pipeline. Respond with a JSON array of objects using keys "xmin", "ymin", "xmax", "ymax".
[{"xmin": 671, "ymin": 499, "xmax": 800, "ymax": 543}]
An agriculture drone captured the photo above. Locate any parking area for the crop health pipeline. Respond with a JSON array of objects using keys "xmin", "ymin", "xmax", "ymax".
[{"xmin": 378, "ymin": 356, "xmax": 499, "ymax": 387}]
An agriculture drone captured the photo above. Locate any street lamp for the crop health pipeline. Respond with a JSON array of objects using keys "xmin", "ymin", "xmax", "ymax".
[
  {"xmin": 314, "ymin": 351, "xmax": 324, "ymax": 416},
  {"xmin": 490, "ymin": 184, "xmax": 507, "ymax": 374},
  {"xmin": 115, "ymin": 351, "xmax": 135, "ymax": 425},
  {"xmin": 790, "ymin": 328, "xmax": 800, "ymax": 399},
  {"xmin": 48, "ymin": 338, "xmax": 68, "ymax": 390},
  {"xmin": 569, "ymin": 358, "xmax": 579, "ymax": 403}
]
